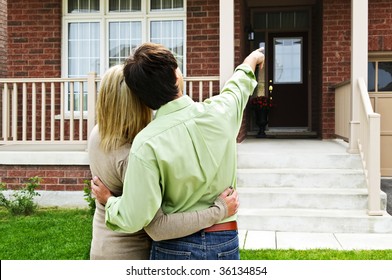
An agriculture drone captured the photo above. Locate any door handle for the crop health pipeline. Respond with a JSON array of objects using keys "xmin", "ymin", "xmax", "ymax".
[{"xmin": 269, "ymin": 85, "xmax": 273, "ymax": 92}]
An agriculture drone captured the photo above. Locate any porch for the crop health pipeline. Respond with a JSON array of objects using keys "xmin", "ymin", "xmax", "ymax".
[{"xmin": 0, "ymin": 73, "xmax": 388, "ymax": 222}]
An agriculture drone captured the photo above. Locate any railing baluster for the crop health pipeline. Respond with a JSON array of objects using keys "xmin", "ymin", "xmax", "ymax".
[
  {"xmin": 79, "ymin": 81, "xmax": 84, "ymax": 141},
  {"xmin": 199, "ymin": 81, "xmax": 203, "ymax": 102},
  {"xmin": 41, "ymin": 82, "xmax": 46, "ymax": 141},
  {"xmin": 12, "ymin": 83, "xmax": 17, "ymax": 142},
  {"xmin": 69, "ymin": 82, "xmax": 74, "ymax": 141},
  {"xmin": 189, "ymin": 81, "xmax": 193, "ymax": 100},
  {"xmin": 209, "ymin": 81, "xmax": 213, "ymax": 98},
  {"xmin": 2, "ymin": 83, "xmax": 9, "ymax": 142},
  {"xmin": 87, "ymin": 72, "xmax": 97, "ymax": 143},
  {"xmin": 32, "ymin": 83, "xmax": 36, "ymax": 141},
  {"xmin": 60, "ymin": 82, "xmax": 64, "ymax": 141},
  {"xmin": 51, "ymin": 82, "xmax": 55, "ymax": 141},
  {"xmin": 22, "ymin": 83, "xmax": 27, "ymax": 141}
]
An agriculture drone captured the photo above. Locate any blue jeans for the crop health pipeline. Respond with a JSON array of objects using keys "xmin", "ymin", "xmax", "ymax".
[{"xmin": 150, "ymin": 230, "xmax": 239, "ymax": 260}]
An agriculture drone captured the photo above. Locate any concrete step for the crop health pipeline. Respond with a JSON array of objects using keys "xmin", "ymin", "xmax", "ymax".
[
  {"xmin": 237, "ymin": 208, "xmax": 392, "ymax": 233},
  {"xmin": 238, "ymin": 187, "xmax": 387, "ymax": 210},
  {"xmin": 238, "ymin": 153, "xmax": 363, "ymax": 169},
  {"xmin": 237, "ymin": 168, "xmax": 366, "ymax": 189}
]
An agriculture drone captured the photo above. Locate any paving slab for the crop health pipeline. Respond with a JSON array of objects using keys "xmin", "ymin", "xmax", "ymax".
[
  {"xmin": 276, "ymin": 232, "xmax": 342, "ymax": 250},
  {"xmin": 335, "ymin": 233, "xmax": 392, "ymax": 250},
  {"xmin": 243, "ymin": 230, "xmax": 276, "ymax": 250}
]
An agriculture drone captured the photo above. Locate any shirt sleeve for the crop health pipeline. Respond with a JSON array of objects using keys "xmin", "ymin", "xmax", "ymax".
[
  {"xmin": 144, "ymin": 197, "xmax": 227, "ymax": 241},
  {"xmin": 104, "ymin": 153, "xmax": 162, "ymax": 233},
  {"xmin": 220, "ymin": 64, "xmax": 258, "ymax": 121}
]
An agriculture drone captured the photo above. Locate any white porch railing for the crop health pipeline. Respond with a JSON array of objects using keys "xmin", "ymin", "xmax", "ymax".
[
  {"xmin": 334, "ymin": 81, "xmax": 351, "ymax": 140},
  {"xmin": 0, "ymin": 75, "xmax": 220, "ymax": 146},
  {"xmin": 335, "ymin": 78, "xmax": 382, "ymax": 216},
  {"xmin": 357, "ymin": 77, "xmax": 382, "ymax": 216}
]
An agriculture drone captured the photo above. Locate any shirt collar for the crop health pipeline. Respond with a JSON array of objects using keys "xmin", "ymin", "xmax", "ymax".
[{"xmin": 155, "ymin": 95, "xmax": 194, "ymax": 118}]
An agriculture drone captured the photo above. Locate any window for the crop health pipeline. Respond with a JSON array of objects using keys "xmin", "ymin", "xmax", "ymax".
[
  {"xmin": 253, "ymin": 10, "xmax": 309, "ymax": 30},
  {"xmin": 368, "ymin": 58, "xmax": 392, "ymax": 93},
  {"xmin": 273, "ymin": 37, "xmax": 302, "ymax": 84},
  {"xmin": 62, "ymin": 0, "xmax": 186, "ymax": 111}
]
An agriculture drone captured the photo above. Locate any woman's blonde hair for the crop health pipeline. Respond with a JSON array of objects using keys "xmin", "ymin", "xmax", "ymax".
[{"xmin": 96, "ymin": 64, "xmax": 152, "ymax": 152}]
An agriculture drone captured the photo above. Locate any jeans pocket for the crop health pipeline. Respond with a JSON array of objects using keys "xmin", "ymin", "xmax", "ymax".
[
  {"xmin": 151, "ymin": 246, "xmax": 192, "ymax": 260},
  {"xmin": 217, "ymin": 245, "xmax": 240, "ymax": 260}
]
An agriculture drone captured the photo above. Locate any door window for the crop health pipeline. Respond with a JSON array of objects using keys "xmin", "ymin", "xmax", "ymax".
[{"xmin": 273, "ymin": 37, "xmax": 302, "ymax": 84}]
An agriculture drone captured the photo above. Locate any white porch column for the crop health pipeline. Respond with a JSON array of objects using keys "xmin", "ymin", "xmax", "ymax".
[
  {"xmin": 219, "ymin": 0, "xmax": 234, "ymax": 89},
  {"xmin": 348, "ymin": 0, "xmax": 368, "ymax": 153}
]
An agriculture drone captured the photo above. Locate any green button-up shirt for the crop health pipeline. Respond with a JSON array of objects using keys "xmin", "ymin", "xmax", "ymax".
[{"xmin": 105, "ymin": 64, "xmax": 257, "ymax": 233}]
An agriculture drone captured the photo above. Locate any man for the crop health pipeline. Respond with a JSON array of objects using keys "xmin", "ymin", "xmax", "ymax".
[{"xmin": 92, "ymin": 43, "xmax": 265, "ymax": 260}]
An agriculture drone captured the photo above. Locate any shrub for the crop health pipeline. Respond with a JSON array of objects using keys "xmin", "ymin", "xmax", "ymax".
[
  {"xmin": 83, "ymin": 180, "xmax": 96, "ymax": 215},
  {"xmin": 0, "ymin": 176, "xmax": 42, "ymax": 215}
]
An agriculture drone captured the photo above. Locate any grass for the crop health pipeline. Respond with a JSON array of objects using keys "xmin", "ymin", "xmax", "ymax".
[
  {"xmin": 0, "ymin": 208, "xmax": 92, "ymax": 260},
  {"xmin": 1, "ymin": 208, "xmax": 392, "ymax": 260}
]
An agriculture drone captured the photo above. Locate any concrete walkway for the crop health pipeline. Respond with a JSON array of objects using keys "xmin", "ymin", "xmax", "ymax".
[{"xmin": 239, "ymin": 230, "xmax": 392, "ymax": 250}]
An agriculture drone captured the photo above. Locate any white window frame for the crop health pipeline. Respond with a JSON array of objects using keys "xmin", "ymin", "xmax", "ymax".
[
  {"xmin": 61, "ymin": 0, "xmax": 186, "ymax": 113},
  {"xmin": 368, "ymin": 55, "xmax": 392, "ymax": 94}
]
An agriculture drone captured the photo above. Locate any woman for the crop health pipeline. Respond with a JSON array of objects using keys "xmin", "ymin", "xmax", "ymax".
[{"xmin": 88, "ymin": 65, "xmax": 238, "ymax": 260}]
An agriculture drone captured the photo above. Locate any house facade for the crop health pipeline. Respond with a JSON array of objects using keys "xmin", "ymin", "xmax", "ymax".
[{"xmin": 0, "ymin": 0, "xmax": 391, "ymax": 196}]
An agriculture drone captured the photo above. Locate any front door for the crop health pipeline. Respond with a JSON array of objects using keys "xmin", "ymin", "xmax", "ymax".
[{"xmin": 267, "ymin": 32, "xmax": 308, "ymax": 127}]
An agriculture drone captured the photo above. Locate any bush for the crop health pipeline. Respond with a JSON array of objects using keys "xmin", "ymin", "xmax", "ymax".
[
  {"xmin": 83, "ymin": 180, "xmax": 96, "ymax": 215},
  {"xmin": 0, "ymin": 176, "xmax": 42, "ymax": 215}
]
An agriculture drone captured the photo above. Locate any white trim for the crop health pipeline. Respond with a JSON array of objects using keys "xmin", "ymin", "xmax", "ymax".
[
  {"xmin": 2, "ymin": 190, "xmax": 88, "ymax": 208},
  {"xmin": 219, "ymin": 0, "xmax": 235, "ymax": 89},
  {"xmin": 0, "ymin": 150, "xmax": 89, "ymax": 165},
  {"xmin": 348, "ymin": 0, "xmax": 368, "ymax": 154}
]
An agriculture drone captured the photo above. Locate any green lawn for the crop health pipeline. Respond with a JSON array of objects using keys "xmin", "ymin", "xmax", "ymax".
[
  {"xmin": 0, "ymin": 208, "xmax": 92, "ymax": 260},
  {"xmin": 1, "ymin": 208, "xmax": 392, "ymax": 260}
]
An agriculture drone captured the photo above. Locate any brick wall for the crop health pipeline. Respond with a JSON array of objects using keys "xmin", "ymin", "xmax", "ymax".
[
  {"xmin": 0, "ymin": 0, "xmax": 7, "ymax": 77},
  {"xmin": 322, "ymin": 0, "xmax": 351, "ymax": 139},
  {"xmin": 0, "ymin": 165, "xmax": 91, "ymax": 191},
  {"xmin": 369, "ymin": 0, "xmax": 392, "ymax": 51},
  {"xmin": 7, "ymin": 0, "xmax": 61, "ymax": 78},
  {"xmin": 187, "ymin": 0, "xmax": 220, "ymax": 77}
]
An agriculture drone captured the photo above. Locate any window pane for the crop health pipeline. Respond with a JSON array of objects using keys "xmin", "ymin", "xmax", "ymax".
[
  {"xmin": 90, "ymin": 0, "xmax": 99, "ymax": 11},
  {"xmin": 68, "ymin": 0, "xmax": 78, "ymax": 13},
  {"xmin": 368, "ymin": 62, "xmax": 376, "ymax": 92},
  {"xmin": 109, "ymin": 0, "xmax": 141, "ymax": 12},
  {"xmin": 281, "ymin": 12, "xmax": 294, "ymax": 29},
  {"xmin": 131, "ymin": 0, "xmax": 141, "ymax": 11},
  {"xmin": 120, "ymin": 0, "xmax": 131, "ymax": 11},
  {"xmin": 268, "ymin": 12, "xmax": 280, "ymax": 29},
  {"xmin": 254, "ymin": 12, "xmax": 266, "ymax": 29},
  {"xmin": 109, "ymin": 0, "xmax": 119, "ymax": 11},
  {"xmin": 81, "ymin": 1, "xmax": 90, "ymax": 12},
  {"xmin": 173, "ymin": 0, "xmax": 183, "ymax": 9},
  {"xmin": 150, "ymin": 20, "xmax": 184, "ymax": 71},
  {"xmin": 162, "ymin": 0, "xmax": 171, "ymax": 9},
  {"xmin": 378, "ymin": 62, "xmax": 392, "ymax": 92},
  {"xmin": 151, "ymin": 0, "xmax": 184, "ymax": 11},
  {"xmin": 296, "ymin": 11, "xmax": 309, "ymax": 28},
  {"xmin": 68, "ymin": 0, "xmax": 99, "ymax": 13},
  {"xmin": 109, "ymin": 21, "xmax": 142, "ymax": 66},
  {"xmin": 274, "ymin": 38, "xmax": 302, "ymax": 84},
  {"xmin": 151, "ymin": 0, "xmax": 160, "ymax": 10},
  {"xmin": 68, "ymin": 22, "xmax": 100, "ymax": 77}
]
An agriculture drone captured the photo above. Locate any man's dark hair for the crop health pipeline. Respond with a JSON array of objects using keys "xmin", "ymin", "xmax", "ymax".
[{"xmin": 123, "ymin": 43, "xmax": 179, "ymax": 110}]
